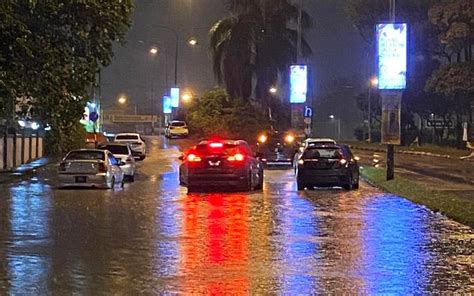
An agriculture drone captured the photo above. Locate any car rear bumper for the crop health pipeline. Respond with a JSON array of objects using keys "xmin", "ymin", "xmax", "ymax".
[
  {"xmin": 188, "ymin": 173, "xmax": 246, "ymax": 187},
  {"xmin": 121, "ymin": 164, "xmax": 135, "ymax": 176},
  {"xmin": 58, "ymin": 173, "xmax": 108, "ymax": 188},
  {"xmin": 297, "ymin": 169, "xmax": 349, "ymax": 185}
]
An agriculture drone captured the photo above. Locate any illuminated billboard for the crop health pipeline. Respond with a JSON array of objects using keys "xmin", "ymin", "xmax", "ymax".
[
  {"xmin": 377, "ymin": 23, "xmax": 407, "ymax": 90},
  {"xmin": 290, "ymin": 65, "xmax": 308, "ymax": 103},
  {"xmin": 163, "ymin": 96, "xmax": 172, "ymax": 114},
  {"xmin": 80, "ymin": 101, "xmax": 101, "ymax": 133},
  {"xmin": 170, "ymin": 87, "xmax": 180, "ymax": 108}
]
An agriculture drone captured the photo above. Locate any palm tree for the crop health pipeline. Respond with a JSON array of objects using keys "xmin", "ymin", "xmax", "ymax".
[{"xmin": 210, "ymin": 0, "xmax": 311, "ymax": 105}]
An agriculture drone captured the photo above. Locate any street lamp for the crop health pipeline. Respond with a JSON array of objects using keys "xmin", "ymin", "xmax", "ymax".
[
  {"xmin": 329, "ymin": 115, "xmax": 341, "ymax": 140},
  {"xmin": 367, "ymin": 76, "xmax": 378, "ymax": 143},
  {"xmin": 118, "ymin": 95, "xmax": 127, "ymax": 105},
  {"xmin": 187, "ymin": 37, "xmax": 198, "ymax": 47},
  {"xmin": 149, "ymin": 47, "xmax": 159, "ymax": 55},
  {"xmin": 182, "ymin": 93, "xmax": 192, "ymax": 103},
  {"xmin": 269, "ymin": 86, "xmax": 278, "ymax": 94}
]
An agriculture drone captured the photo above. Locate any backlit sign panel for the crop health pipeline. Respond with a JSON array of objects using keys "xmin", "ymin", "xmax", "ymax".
[
  {"xmin": 290, "ymin": 65, "xmax": 308, "ymax": 103},
  {"xmin": 170, "ymin": 87, "xmax": 180, "ymax": 108},
  {"xmin": 163, "ymin": 96, "xmax": 172, "ymax": 114},
  {"xmin": 377, "ymin": 23, "xmax": 407, "ymax": 90}
]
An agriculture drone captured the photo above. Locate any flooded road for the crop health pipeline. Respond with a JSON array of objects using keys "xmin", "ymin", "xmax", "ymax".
[{"xmin": 0, "ymin": 137, "xmax": 473, "ymax": 294}]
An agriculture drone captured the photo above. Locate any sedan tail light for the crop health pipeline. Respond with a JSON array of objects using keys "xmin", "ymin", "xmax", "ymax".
[
  {"xmin": 187, "ymin": 153, "xmax": 202, "ymax": 162},
  {"xmin": 227, "ymin": 153, "xmax": 245, "ymax": 162},
  {"xmin": 98, "ymin": 162, "xmax": 107, "ymax": 173}
]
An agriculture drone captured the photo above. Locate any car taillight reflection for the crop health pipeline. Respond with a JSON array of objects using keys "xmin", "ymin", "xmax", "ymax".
[{"xmin": 209, "ymin": 142, "xmax": 224, "ymax": 148}]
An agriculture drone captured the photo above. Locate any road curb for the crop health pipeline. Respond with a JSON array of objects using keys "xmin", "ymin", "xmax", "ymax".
[{"xmin": 348, "ymin": 145, "xmax": 474, "ymax": 161}]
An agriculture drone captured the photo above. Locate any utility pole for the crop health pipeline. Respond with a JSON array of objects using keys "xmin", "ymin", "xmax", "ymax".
[
  {"xmin": 386, "ymin": 0, "xmax": 397, "ymax": 181},
  {"xmin": 297, "ymin": 0, "xmax": 302, "ymax": 63}
]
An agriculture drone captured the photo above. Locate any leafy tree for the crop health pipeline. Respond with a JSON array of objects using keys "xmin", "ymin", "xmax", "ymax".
[
  {"xmin": 186, "ymin": 88, "xmax": 270, "ymax": 140},
  {"xmin": 210, "ymin": 0, "xmax": 312, "ymax": 106},
  {"xmin": 0, "ymin": 2, "xmax": 133, "ymax": 153}
]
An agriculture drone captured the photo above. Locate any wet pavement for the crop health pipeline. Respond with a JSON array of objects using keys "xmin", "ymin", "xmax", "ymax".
[{"xmin": 0, "ymin": 137, "xmax": 473, "ymax": 294}]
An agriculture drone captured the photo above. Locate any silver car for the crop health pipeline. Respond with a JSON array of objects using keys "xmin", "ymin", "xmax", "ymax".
[
  {"xmin": 97, "ymin": 142, "xmax": 137, "ymax": 182},
  {"xmin": 58, "ymin": 149, "xmax": 125, "ymax": 189}
]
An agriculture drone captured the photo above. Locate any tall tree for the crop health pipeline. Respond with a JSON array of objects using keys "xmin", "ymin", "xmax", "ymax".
[
  {"xmin": 210, "ymin": 0, "xmax": 311, "ymax": 105},
  {"xmin": 0, "ymin": 2, "xmax": 133, "ymax": 153}
]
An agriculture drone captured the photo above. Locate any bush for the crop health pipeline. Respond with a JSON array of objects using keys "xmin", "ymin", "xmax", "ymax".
[
  {"xmin": 186, "ymin": 88, "xmax": 270, "ymax": 141},
  {"xmin": 45, "ymin": 121, "xmax": 86, "ymax": 155}
]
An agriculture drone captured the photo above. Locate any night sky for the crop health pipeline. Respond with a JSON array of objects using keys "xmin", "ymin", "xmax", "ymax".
[{"xmin": 101, "ymin": 0, "xmax": 368, "ymax": 136}]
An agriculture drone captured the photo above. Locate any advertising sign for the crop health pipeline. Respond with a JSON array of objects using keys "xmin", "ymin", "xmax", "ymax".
[
  {"xmin": 381, "ymin": 92, "xmax": 402, "ymax": 145},
  {"xmin": 290, "ymin": 65, "xmax": 308, "ymax": 103},
  {"xmin": 163, "ymin": 96, "xmax": 172, "ymax": 114},
  {"xmin": 170, "ymin": 87, "xmax": 180, "ymax": 108},
  {"xmin": 377, "ymin": 23, "xmax": 407, "ymax": 90},
  {"xmin": 80, "ymin": 101, "xmax": 101, "ymax": 133}
]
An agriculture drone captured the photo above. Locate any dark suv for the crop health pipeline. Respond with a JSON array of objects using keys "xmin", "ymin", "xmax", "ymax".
[
  {"xmin": 256, "ymin": 131, "xmax": 299, "ymax": 167},
  {"xmin": 296, "ymin": 144, "xmax": 359, "ymax": 190},
  {"xmin": 179, "ymin": 140, "xmax": 264, "ymax": 193}
]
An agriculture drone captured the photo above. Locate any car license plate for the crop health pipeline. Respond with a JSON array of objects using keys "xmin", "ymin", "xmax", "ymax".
[{"xmin": 75, "ymin": 176, "xmax": 87, "ymax": 183}]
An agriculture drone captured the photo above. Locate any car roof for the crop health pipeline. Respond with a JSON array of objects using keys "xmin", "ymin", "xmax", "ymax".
[
  {"xmin": 98, "ymin": 142, "xmax": 130, "ymax": 147},
  {"xmin": 305, "ymin": 138, "xmax": 336, "ymax": 143},
  {"xmin": 68, "ymin": 149, "xmax": 106, "ymax": 153},
  {"xmin": 115, "ymin": 133, "xmax": 140, "ymax": 136}
]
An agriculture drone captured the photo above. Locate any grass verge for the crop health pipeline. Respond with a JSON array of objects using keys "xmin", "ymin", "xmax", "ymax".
[{"xmin": 360, "ymin": 167, "xmax": 474, "ymax": 228}]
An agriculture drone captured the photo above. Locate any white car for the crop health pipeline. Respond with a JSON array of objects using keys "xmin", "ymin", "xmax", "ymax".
[
  {"xmin": 293, "ymin": 138, "xmax": 337, "ymax": 173},
  {"xmin": 114, "ymin": 133, "xmax": 147, "ymax": 160},
  {"xmin": 97, "ymin": 143, "xmax": 137, "ymax": 182},
  {"xmin": 165, "ymin": 121, "xmax": 189, "ymax": 138},
  {"xmin": 58, "ymin": 149, "xmax": 124, "ymax": 189}
]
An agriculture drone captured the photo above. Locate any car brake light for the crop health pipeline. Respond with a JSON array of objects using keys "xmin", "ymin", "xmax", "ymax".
[
  {"xmin": 209, "ymin": 142, "xmax": 223, "ymax": 148},
  {"xmin": 98, "ymin": 162, "xmax": 107, "ymax": 172},
  {"xmin": 187, "ymin": 153, "xmax": 202, "ymax": 162},
  {"xmin": 228, "ymin": 153, "xmax": 245, "ymax": 162}
]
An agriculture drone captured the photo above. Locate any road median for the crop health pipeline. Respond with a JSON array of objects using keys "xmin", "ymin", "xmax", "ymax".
[{"xmin": 360, "ymin": 167, "xmax": 474, "ymax": 228}]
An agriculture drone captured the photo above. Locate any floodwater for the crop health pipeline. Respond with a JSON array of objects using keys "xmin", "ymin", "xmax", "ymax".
[{"xmin": 0, "ymin": 137, "xmax": 472, "ymax": 294}]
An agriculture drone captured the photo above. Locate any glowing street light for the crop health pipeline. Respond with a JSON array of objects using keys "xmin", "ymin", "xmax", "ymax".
[
  {"xmin": 329, "ymin": 115, "xmax": 335, "ymax": 119},
  {"xmin": 187, "ymin": 37, "xmax": 198, "ymax": 47},
  {"xmin": 118, "ymin": 96, "xmax": 127, "ymax": 105},
  {"xmin": 269, "ymin": 86, "xmax": 278, "ymax": 94},
  {"xmin": 182, "ymin": 93, "xmax": 192, "ymax": 103},
  {"xmin": 370, "ymin": 77, "xmax": 379, "ymax": 87},
  {"xmin": 149, "ymin": 47, "xmax": 159, "ymax": 55}
]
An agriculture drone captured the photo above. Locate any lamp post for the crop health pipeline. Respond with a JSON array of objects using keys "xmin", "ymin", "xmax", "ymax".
[
  {"xmin": 329, "ymin": 115, "xmax": 341, "ymax": 140},
  {"xmin": 367, "ymin": 77, "xmax": 378, "ymax": 142}
]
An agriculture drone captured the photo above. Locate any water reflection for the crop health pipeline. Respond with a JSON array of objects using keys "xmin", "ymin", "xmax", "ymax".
[
  {"xmin": 5, "ymin": 182, "xmax": 52, "ymax": 294},
  {"xmin": 178, "ymin": 194, "xmax": 249, "ymax": 294}
]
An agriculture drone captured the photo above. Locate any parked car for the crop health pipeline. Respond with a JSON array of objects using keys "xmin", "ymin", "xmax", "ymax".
[
  {"xmin": 296, "ymin": 144, "xmax": 359, "ymax": 190},
  {"xmin": 97, "ymin": 142, "xmax": 136, "ymax": 182},
  {"xmin": 165, "ymin": 120, "xmax": 189, "ymax": 138},
  {"xmin": 114, "ymin": 133, "xmax": 147, "ymax": 160},
  {"xmin": 179, "ymin": 139, "xmax": 264, "ymax": 193},
  {"xmin": 256, "ymin": 130, "xmax": 299, "ymax": 167},
  {"xmin": 58, "ymin": 149, "xmax": 125, "ymax": 189},
  {"xmin": 85, "ymin": 132, "xmax": 108, "ymax": 148},
  {"xmin": 293, "ymin": 138, "xmax": 337, "ymax": 173}
]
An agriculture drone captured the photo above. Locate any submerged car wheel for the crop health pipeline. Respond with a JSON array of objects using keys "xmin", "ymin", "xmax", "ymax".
[
  {"xmin": 109, "ymin": 177, "xmax": 115, "ymax": 189},
  {"xmin": 297, "ymin": 181, "xmax": 306, "ymax": 191},
  {"xmin": 343, "ymin": 173, "xmax": 353, "ymax": 190}
]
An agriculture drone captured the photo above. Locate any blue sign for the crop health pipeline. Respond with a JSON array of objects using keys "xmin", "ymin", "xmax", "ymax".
[
  {"xmin": 170, "ymin": 87, "xmax": 180, "ymax": 108},
  {"xmin": 377, "ymin": 23, "xmax": 407, "ymax": 90},
  {"xmin": 304, "ymin": 106, "xmax": 313, "ymax": 118},
  {"xmin": 290, "ymin": 65, "xmax": 308, "ymax": 103},
  {"xmin": 163, "ymin": 96, "xmax": 172, "ymax": 114}
]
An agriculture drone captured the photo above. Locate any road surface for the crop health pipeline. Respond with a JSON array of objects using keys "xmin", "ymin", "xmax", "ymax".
[{"xmin": 0, "ymin": 137, "xmax": 472, "ymax": 294}]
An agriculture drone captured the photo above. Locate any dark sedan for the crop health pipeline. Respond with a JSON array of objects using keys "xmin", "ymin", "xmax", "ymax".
[
  {"xmin": 179, "ymin": 140, "xmax": 264, "ymax": 193},
  {"xmin": 296, "ymin": 144, "xmax": 359, "ymax": 190}
]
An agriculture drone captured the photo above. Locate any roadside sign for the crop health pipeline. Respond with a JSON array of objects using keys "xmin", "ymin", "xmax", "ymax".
[
  {"xmin": 304, "ymin": 127, "xmax": 311, "ymax": 136},
  {"xmin": 427, "ymin": 120, "xmax": 453, "ymax": 128},
  {"xmin": 304, "ymin": 118, "xmax": 312, "ymax": 125},
  {"xmin": 112, "ymin": 115, "xmax": 158, "ymax": 123},
  {"xmin": 304, "ymin": 106, "xmax": 313, "ymax": 118},
  {"xmin": 89, "ymin": 111, "xmax": 99, "ymax": 122}
]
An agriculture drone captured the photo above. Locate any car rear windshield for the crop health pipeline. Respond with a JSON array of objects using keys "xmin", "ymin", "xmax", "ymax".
[
  {"xmin": 99, "ymin": 145, "xmax": 129, "ymax": 155},
  {"xmin": 196, "ymin": 143, "xmax": 239, "ymax": 155},
  {"xmin": 115, "ymin": 135, "xmax": 139, "ymax": 140},
  {"xmin": 66, "ymin": 151, "xmax": 105, "ymax": 161},
  {"xmin": 170, "ymin": 122, "xmax": 186, "ymax": 127},
  {"xmin": 303, "ymin": 148, "xmax": 342, "ymax": 159}
]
